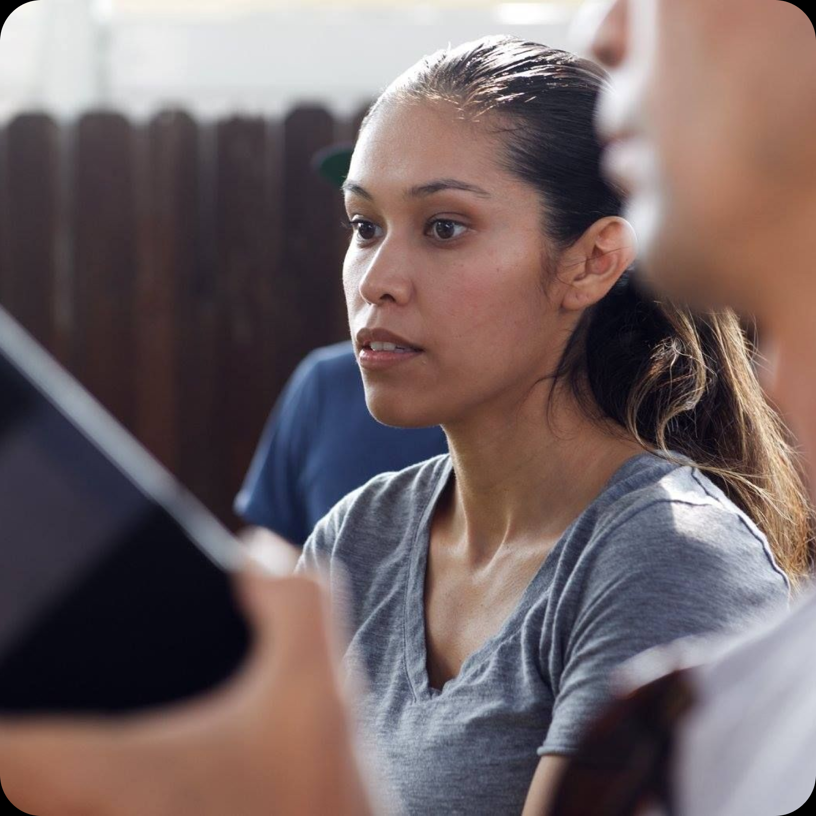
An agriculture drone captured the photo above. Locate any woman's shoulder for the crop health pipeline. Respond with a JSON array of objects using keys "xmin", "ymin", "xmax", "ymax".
[
  {"xmin": 545, "ymin": 453, "xmax": 791, "ymax": 638},
  {"xmin": 575, "ymin": 452, "xmax": 789, "ymax": 590},
  {"xmin": 303, "ymin": 454, "xmax": 450, "ymax": 558},
  {"xmin": 594, "ymin": 453, "xmax": 759, "ymax": 535}
]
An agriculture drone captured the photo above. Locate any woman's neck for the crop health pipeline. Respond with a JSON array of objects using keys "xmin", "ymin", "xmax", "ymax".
[{"xmin": 440, "ymin": 385, "xmax": 646, "ymax": 565}]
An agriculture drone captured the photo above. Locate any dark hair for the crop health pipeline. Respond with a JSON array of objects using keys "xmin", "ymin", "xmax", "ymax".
[{"xmin": 364, "ymin": 35, "xmax": 814, "ymax": 583}]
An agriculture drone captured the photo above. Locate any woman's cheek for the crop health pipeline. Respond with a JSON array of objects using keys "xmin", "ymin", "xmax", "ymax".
[{"xmin": 342, "ymin": 262, "xmax": 363, "ymax": 309}]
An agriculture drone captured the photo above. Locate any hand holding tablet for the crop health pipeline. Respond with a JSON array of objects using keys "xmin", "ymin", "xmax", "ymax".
[
  {"xmin": 0, "ymin": 306, "xmax": 372, "ymax": 815},
  {"xmin": 0, "ymin": 565, "xmax": 373, "ymax": 816}
]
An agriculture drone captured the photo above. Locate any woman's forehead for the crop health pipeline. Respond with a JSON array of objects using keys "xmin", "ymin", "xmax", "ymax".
[{"xmin": 347, "ymin": 101, "xmax": 513, "ymax": 200}]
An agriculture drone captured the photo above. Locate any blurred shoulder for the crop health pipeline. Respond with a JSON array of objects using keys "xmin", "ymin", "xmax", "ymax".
[{"xmin": 299, "ymin": 341, "xmax": 358, "ymax": 379}]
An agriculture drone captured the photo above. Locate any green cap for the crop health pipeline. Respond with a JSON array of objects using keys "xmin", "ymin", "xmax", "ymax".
[{"xmin": 312, "ymin": 142, "xmax": 354, "ymax": 188}]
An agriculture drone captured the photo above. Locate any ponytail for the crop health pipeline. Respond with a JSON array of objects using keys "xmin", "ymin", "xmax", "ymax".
[{"xmin": 561, "ymin": 272, "xmax": 814, "ymax": 584}]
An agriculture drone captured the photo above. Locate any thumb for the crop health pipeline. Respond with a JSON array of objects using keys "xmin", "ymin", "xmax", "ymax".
[
  {"xmin": 237, "ymin": 526, "xmax": 300, "ymax": 575},
  {"xmin": 233, "ymin": 561, "xmax": 338, "ymax": 677}
]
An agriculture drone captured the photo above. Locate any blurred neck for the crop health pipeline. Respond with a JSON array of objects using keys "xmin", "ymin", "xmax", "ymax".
[
  {"xmin": 755, "ymin": 194, "xmax": 816, "ymax": 337},
  {"xmin": 753, "ymin": 193, "xmax": 816, "ymax": 482}
]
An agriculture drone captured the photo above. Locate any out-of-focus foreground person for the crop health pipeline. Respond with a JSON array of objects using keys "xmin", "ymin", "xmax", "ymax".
[{"xmin": 549, "ymin": 3, "xmax": 816, "ymax": 815}]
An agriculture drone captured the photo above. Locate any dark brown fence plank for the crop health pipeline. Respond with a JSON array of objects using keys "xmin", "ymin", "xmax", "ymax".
[
  {"xmin": 0, "ymin": 114, "xmax": 59, "ymax": 350},
  {"xmin": 175, "ymin": 119, "xmax": 226, "ymax": 518},
  {"xmin": 133, "ymin": 111, "xmax": 198, "ymax": 476},
  {"xmin": 214, "ymin": 116, "xmax": 277, "ymax": 524},
  {"xmin": 72, "ymin": 113, "xmax": 138, "ymax": 432},
  {"xmin": 282, "ymin": 106, "xmax": 349, "ymax": 361},
  {"xmin": 261, "ymin": 116, "xmax": 286, "ymax": 402}
]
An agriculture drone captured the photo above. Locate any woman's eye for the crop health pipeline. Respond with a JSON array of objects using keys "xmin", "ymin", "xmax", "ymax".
[
  {"xmin": 427, "ymin": 219, "xmax": 467, "ymax": 241},
  {"xmin": 350, "ymin": 219, "xmax": 381, "ymax": 242}
]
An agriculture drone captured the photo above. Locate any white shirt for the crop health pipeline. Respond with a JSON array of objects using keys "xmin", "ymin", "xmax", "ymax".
[{"xmin": 624, "ymin": 586, "xmax": 816, "ymax": 816}]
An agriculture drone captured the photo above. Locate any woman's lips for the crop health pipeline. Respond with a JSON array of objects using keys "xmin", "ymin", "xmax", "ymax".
[{"xmin": 358, "ymin": 346, "xmax": 423, "ymax": 370}]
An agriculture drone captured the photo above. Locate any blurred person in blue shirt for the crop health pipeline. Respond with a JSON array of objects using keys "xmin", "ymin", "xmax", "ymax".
[{"xmin": 235, "ymin": 339, "xmax": 446, "ymax": 545}]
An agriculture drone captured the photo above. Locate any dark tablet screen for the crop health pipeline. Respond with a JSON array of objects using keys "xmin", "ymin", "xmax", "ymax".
[
  {"xmin": 0, "ymin": 364, "xmax": 147, "ymax": 658},
  {"xmin": 0, "ymin": 318, "xmax": 250, "ymax": 714}
]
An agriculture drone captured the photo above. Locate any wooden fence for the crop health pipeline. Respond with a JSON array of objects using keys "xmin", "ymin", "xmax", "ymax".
[{"xmin": 0, "ymin": 107, "xmax": 366, "ymax": 528}]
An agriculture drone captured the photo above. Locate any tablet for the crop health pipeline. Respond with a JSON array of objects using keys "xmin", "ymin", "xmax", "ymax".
[{"xmin": 0, "ymin": 305, "xmax": 251, "ymax": 714}]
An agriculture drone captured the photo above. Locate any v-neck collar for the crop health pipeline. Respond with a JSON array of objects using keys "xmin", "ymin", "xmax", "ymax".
[
  {"xmin": 402, "ymin": 451, "xmax": 663, "ymax": 702},
  {"xmin": 403, "ymin": 457, "xmax": 563, "ymax": 702}
]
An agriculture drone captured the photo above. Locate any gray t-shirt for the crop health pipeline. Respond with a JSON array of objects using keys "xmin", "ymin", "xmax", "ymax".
[{"xmin": 299, "ymin": 453, "xmax": 789, "ymax": 816}]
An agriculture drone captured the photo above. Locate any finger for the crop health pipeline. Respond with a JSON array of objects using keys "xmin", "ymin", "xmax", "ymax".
[
  {"xmin": 237, "ymin": 526, "xmax": 300, "ymax": 575},
  {"xmin": 233, "ymin": 568, "xmax": 337, "ymax": 675}
]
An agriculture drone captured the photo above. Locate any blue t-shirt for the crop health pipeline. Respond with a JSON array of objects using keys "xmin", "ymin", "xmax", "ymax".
[{"xmin": 234, "ymin": 341, "xmax": 447, "ymax": 543}]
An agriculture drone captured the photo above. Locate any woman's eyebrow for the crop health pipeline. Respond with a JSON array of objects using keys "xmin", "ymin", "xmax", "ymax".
[
  {"xmin": 341, "ymin": 181, "xmax": 372, "ymax": 200},
  {"xmin": 341, "ymin": 178, "xmax": 492, "ymax": 201},
  {"xmin": 408, "ymin": 179, "xmax": 492, "ymax": 199}
]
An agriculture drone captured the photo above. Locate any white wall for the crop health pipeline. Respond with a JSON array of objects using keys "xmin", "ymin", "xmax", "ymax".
[
  {"xmin": 0, "ymin": 1, "xmax": 102, "ymax": 118},
  {"xmin": 0, "ymin": 0, "xmax": 580, "ymax": 120}
]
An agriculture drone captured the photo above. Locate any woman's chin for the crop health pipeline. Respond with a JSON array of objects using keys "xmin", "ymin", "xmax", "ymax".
[{"xmin": 366, "ymin": 397, "xmax": 438, "ymax": 430}]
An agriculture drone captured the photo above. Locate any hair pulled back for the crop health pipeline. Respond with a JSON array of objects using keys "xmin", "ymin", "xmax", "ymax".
[{"xmin": 364, "ymin": 35, "xmax": 813, "ymax": 583}]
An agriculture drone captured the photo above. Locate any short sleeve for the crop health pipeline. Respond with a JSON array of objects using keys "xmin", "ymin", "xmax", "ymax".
[
  {"xmin": 539, "ymin": 499, "xmax": 789, "ymax": 756},
  {"xmin": 295, "ymin": 486, "xmax": 361, "ymax": 595},
  {"xmin": 297, "ymin": 503, "xmax": 338, "ymax": 574},
  {"xmin": 233, "ymin": 355, "xmax": 321, "ymax": 544}
]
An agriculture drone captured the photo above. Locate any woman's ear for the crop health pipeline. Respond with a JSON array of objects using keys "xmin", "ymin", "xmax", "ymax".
[{"xmin": 559, "ymin": 218, "xmax": 637, "ymax": 311}]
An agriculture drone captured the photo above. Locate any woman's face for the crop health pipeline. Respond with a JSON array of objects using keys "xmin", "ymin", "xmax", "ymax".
[{"xmin": 342, "ymin": 100, "xmax": 574, "ymax": 429}]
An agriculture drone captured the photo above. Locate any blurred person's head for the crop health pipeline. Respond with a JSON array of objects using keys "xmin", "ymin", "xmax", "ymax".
[
  {"xmin": 343, "ymin": 35, "xmax": 812, "ymax": 580},
  {"xmin": 591, "ymin": 0, "xmax": 816, "ymax": 324},
  {"xmin": 590, "ymin": 0, "xmax": 816, "ymax": 523}
]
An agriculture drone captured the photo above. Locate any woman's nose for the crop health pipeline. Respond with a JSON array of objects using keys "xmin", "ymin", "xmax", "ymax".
[{"xmin": 356, "ymin": 241, "xmax": 413, "ymax": 306}]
